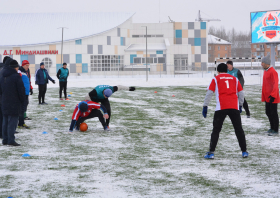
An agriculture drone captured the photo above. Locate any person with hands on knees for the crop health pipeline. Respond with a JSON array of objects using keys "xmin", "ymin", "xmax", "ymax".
[
  {"xmin": 35, "ymin": 62, "xmax": 55, "ymax": 105},
  {"xmin": 202, "ymin": 63, "xmax": 248, "ymax": 159},
  {"xmin": 85, "ymin": 85, "xmax": 136, "ymax": 128},
  {"xmin": 69, "ymin": 100, "xmax": 109, "ymax": 133},
  {"xmin": 261, "ymin": 55, "xmax": 280, "ymax": 136}
]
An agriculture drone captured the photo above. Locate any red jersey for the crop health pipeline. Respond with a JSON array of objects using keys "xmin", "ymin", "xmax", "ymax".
[
  {"xmin": 262, "ymin": 67, "xmax": 280, "ymax": 103},
  {"xmin": 208, "ymin": 73, "xmax": 243, "ymax": 111},
  {"xmin": 72, "ymin": 100, "xmax": 102, "ymax": 120}
]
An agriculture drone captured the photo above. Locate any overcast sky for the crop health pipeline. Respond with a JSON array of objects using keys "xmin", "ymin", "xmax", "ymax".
[{"xmin": 0, "ymin": 0, "xmax": 279, "ymax": 32}]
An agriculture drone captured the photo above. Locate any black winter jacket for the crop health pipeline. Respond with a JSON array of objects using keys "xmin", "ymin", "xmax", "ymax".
[
  {"xmin": 0, "ymin": 58, "xmax": 14, "ymax": 105},
  {"xmin": 0, "ymin": 66, "xmax": 25, "ymax": 115}
]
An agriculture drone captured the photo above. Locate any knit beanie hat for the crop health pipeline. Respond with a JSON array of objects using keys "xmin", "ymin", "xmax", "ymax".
[
  {"xmin": 262, "ymin": 55, "xmax": 271, "ymax": 65},
  {"xmin": 22, "ymin": 60, "xmax": 30, "ymax": 66},
  {"xmin": 40, "ymin": 62, "xmax": 44, "ymax": 66},
  {"xmin": 3, "ymin": 56, "xmax": 10, "ymax": 64},
  {"xmin": 104, "ymin": 89, "xmax": 112, "ymax": 98},
  {"xmin": 78, "ymin": 101, "xmax": 88, "ymax": 112},
  {"xmin": 10, "ymin": 60, "xmax": 19, "ymax": 68},
  {"xmin": 217, "ymin": 63, "xmax": 228, "ymax": 73}
]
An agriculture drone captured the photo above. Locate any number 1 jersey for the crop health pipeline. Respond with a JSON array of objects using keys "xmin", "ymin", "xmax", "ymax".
[{"xmin": 207, "ymin": 73, "xmax": 243, "ymax": 111}]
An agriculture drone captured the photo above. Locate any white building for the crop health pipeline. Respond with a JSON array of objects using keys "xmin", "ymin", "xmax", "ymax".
[{"xmin": 0, "ymin": 12, "xmax": 208, "ymax": 75}]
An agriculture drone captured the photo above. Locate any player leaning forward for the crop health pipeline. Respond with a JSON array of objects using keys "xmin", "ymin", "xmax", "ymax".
[
  {"xmin": 202, "ymin": 63, "xmax": 248, "ymax": 159},
  {"xmin": 86, "ymin": 85, "xmax": 136, "ymax": 128},
  {"xmin": 69, "ymin": 100, "xmax": 109, "ymax": 132}
]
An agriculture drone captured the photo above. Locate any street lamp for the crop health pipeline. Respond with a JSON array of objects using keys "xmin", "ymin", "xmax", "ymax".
[{"xmin": 142, "ymin": 26, "xmax": 148, "ymax": 82}]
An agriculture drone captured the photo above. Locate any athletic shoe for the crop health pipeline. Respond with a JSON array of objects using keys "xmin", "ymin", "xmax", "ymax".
[
  {"xmin": 204, "ymin": 152, "xmax": 214, "ymax": 159},
  {"xmin": 42, "ymin": 102, "xmax": 48, "ymax": 105},
  {"xmin": 265, "ymin": 129, "xmax": 272, "ymax": 133},
  {"xmin": 65, "ymin": 98, "xmax": 70, "ymax": 101},
  {"xmin": 247, "ymin": 115, "xmax": 250, "ymax": 118},
  {"xmin": 24, "ymin": 117, "xmax": 32, "ymax": 120},
  {"xmin": 104, "ymin": 126, "xmax": 110, "ymax": 131},
  {"xmin": 60, "ymin": 98, "xmax": 64, "ymax": 100},
  {"xmin": 39, "ymin": 103, "xmax": 43, "ymax": 105},
  {"xmin": 242, "ymin": 151, "xmax": 249, "ymax": 158},
  {"xmin": 8, "ymin": 142, "xmax": 21, "ymax": 146},
  {"xmin": 268, "ymin": 130, "xmax": 279, "ymax": 136},
  {"xmin": 18, "ymin": 124, "xmax": 30, "ymax": 129}
]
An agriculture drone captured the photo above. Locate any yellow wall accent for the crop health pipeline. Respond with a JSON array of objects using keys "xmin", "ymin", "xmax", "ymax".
[
  {"xmin": 127, "ymin": 29, "xmax": 130, "ymax": 37},
  {"xmin": 49, "ymin": 45, "xmax": 56, "ymax": 51},
  {"xmin": 157, "ymin": 64, "xmax": 163, "ymax": 71},
  {"xmin": 76, "ymin": 63, "xmax": 82, "ymax": 73},
  {"xmin": 115, "ymin": 46, "xmax": 118, "ymax": 54},
  {"xmin": 191, "ymin": 46, "xmax": 195, "ymax": 54},
  {"xmin": 143, "ymin": 54, "xmax": 150, "ymax": 57},
  {"xmin": 13, "ymin": 47, "xmax": 20, "ymax": 56},
  {"xmin": 56, "ymin": 54, "xmax": 63, "ymax": 64},
  {"xmin": 29, "ymin": 64, "xmax": 35, "ymax": 74},
  {"xmin": 201, "ymin": 30, "xmax": 207, "ymax": 38},
  {"xmin": 137, "ymin": 51, "xmax": 143, "ymax": 55},
  {"xmin": 174, "ymin": 22, "xmax": 182, "ymax": 30},
  {"xmin": 182, "ymin": 30, "xmax": 188, "ymax": 38}
]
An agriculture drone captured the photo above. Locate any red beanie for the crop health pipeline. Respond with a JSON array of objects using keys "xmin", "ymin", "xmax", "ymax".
[{"xmin": 22, "ymin": 60, "xmax": 29, "ymax": 66}]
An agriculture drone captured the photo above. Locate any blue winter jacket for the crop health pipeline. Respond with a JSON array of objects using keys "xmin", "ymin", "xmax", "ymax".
[
  {"xmin": 35, "ymin": 68, "xmax": 54, "ymax": 85},
  {"xmin": 19, "ymin": 67, "xmax": 30, "ymax": 95},
  {"xmin": 0, "ymin": 66, "xmax": 25, "ymax": 115}
]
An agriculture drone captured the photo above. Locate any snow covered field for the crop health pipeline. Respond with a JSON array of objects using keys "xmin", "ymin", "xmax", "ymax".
[{"xmin": 0, "ymin": 75, "xmax": 280, "ymax": 197}]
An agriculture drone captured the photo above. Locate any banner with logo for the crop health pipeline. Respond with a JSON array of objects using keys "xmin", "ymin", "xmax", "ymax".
[{"xmin": 251, "ymin": 10, "xmax": 280, "ymax": 43}]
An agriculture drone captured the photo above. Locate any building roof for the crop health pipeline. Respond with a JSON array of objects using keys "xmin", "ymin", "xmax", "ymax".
[
  {"xmin": 125, "ymin": 43, "xmax": 166, "ymax": 51},
  {"xmin": 208, "ymin": 34, "xmax": 231, "ymax": 45},
  {"xmin": 0, "ymin": 12, "xmax": 134, "ymax": 47}
]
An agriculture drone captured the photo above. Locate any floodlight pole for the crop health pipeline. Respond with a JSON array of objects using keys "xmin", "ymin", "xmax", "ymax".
[
  {"xmin": 58, "ymin": 27, "xmax": 68, "ymax": 68},
  {"xmin": 270, "ymin": 43, "xmax": 276, "ymax": 68},
  {"xmin": 142, "ymin": 26, "xmax": 148, "ymax": 82}
]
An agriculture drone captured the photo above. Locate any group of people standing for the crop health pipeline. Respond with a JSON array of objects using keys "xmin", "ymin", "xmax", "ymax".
[{"xmin": 203, "ymin": 55, "xmax": 279, "ymax": 159}]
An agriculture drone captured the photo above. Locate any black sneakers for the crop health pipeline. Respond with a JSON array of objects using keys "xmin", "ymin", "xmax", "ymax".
[{"xmin": 8, "ymin": 142, "xmax": 21, "ymax": 146}]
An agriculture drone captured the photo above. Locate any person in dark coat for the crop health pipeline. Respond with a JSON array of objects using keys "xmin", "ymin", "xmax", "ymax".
[
  {"xmin": 0, "ymin": 56, "xmax": 14, "ymax": 139},
  {"xmin": 35, "ymin": 62, "xmax": 55, "ymax": 105},
  {"xmin": 0, "ymin": 60, "xmax": 25, "ymax": 146}
]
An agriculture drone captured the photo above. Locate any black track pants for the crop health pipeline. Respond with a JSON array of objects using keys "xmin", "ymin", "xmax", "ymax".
[
  {"xmin": 59, "ymin": 81, "xmax": 67, "ymax": 99},
  {"xmin": 243, "ymin": 98, "xmax": 250, "ymax": 116},
  {"xmin": 76, "ymin": 109, "xmax": 106, "ymax": 129},
  {"xmin": 209, "ymin": 109, "xmax": 247, "ymax": 152},
  {"xmin": 38, "ymin": 84, "xmax": 47, "ymax": 104},
  {"xmin": 265, "ymin": 102, "xmax": 279, "ymax": 132}
]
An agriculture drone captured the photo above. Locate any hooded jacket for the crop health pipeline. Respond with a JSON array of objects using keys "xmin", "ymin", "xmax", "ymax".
[{"xmin": 0, "ymin": 66, "xmax": 25, "ymax": 115}]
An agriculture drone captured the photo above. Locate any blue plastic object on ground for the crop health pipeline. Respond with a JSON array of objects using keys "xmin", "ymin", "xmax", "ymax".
[
  {"xmin": 68, "ymin": 95, "xmax": 71, "ymax": 97},
  {"xmin": 54, "ymin": 118, "xmax": 58, "ymax": 120},
  {"xmin": 59, "ymin": 110, "xmax": 63, "ymax": 112},
  {"xmin": 22, "ymin": 153, "xmax": 31, "ymax": 157},
  {"xmin": 42, "ymin": 131, "xmax": 48, "ymax": 134}
]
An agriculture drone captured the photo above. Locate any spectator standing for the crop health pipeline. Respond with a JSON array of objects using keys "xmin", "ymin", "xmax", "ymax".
[
  {"xmin": 0, "ymin": 60, "xmax": 25, "ymax": 146},
  {"xmin": 21, "ymin": 60, "xmax": 33, "ymax": 120},
  {"xmin": 35, "ymin": 62, "xmax": 55, "ymax": 105},
  {"xmin": 56, "ymin": 62, "xmax": 69, "ymax": 100},
  {"xmin": 261, "ymin": 55, "xmax": 280, "ymax": 136}
]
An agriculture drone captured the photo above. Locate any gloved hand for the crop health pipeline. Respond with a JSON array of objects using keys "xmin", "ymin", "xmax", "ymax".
[
  {"xmin": 51, "ymin": 80, "xmax": 55, "ymax": 84},
  {"xmin": 269, "ymin": 95, "xmax": 275, "ymax": 103},
  {"xmin": 35, "ymin": 81, "xmax": 37, "ymax": 85},
  {"xmin": 239, "ymin": 106, "xmax": 242, "ymax": 113},
  {"xmin": 202, "ymin": 106, "xmax": 208, "ymax": 118},
  {"xmin": 30, "ymin": 89, "xmax": 33, "ymax": 95},
  {"xmin": 129, "ymin": 87, "xmax": 136, "ymax": 91}
]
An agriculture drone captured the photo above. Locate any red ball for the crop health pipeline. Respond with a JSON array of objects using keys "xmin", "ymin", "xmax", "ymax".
[{"xmin": 79, "ymin": 123, "xmax": 88, "ymax": 132}]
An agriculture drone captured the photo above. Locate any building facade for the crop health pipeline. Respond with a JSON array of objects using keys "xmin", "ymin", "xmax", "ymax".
[
  {"xmin": 208, "ymin": 35, "xmax": 231, "ymax": 63},
  {"xmin": 251, "ymin": 43, "xmax": 280, "ymax": 61},
  {"xmin": 0, "ymin": 13, "xmax": 208, "ymax": 75}
]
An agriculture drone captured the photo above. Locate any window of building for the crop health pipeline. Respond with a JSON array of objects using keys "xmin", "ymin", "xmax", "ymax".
[
  {"xmin": 254, "ymin": 45, "xmax": 257, "ymax": 48},
  {"xmin": 75, "ymin": 39, "xmax": 82, "ymax": 45},
  {"xmin": 146, "ymin": 57, "xmax": 153, "ymax": 64},
  {"xmin": 225, "ymin": 46, "xmax": 227, "ymax": 50},
  {"xmin": 218, "ymin": 54, "xmax": 220, "ymax": 58},
  {"xmin": 260, "ymin": 44, "xmax": 264, "ymax": 48},
  {"xmin": 158, "ymin": 57, "xmax": 165, "ymax": 64},
  {"xmin": 131, "ymin": 34, "xmax": 164, "ymax": 38},
  {"xmin": 41, "ymin": 57, "xmax": 52, "ymax": 71},
  {"xmin": 90, "ymin": 55, "xmax": 124, "ymax": 71},
  {"xmin": 132, "ymin": 35, "xmax": 139, "ymax": 38},
  {"xmin": 218, "ymin": 46, "xmax": 220, "ymax": 50},
  {"xmin": 208, "ymin": 46, "xmax": 211, "ymax": 50},
  {"xmin": 225, "ymin": 54, "xmax": 227, "ymax": 58},
  {"xmin": 174, "ymin": 54, "xmax": 188, "ymax": 71},
  {"xmin": 134, "ymin": 57, "xmax": 141, "ymax": 64},
  {"xmin": 260, "ymin": 52, "xmax": 264, "ymax": 57},
  {"xmin": 267, "ymin": 45, "xmax": 270, "ymax": 48},
  {"xmin": 156, "ymin": 35, "xmax": 164, "ymax": 37}
]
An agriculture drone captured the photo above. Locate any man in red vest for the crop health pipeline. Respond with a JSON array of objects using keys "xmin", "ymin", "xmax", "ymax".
[
  {"xmin": 202, "ymin": 63, "xmax": 248, "ymax": 159},
  {"xmin": 261, "ymin": 55, "xmax": 280, "ymax": 136}
]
